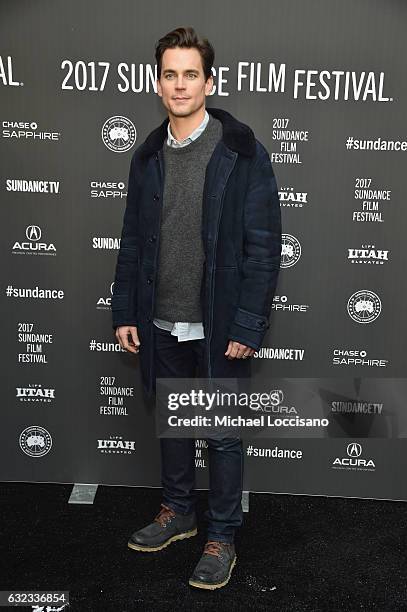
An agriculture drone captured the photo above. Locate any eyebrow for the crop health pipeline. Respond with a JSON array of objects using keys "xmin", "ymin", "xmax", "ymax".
[{"xmin": 162, "ymin": 69, "xmax": 200, "ymax": 74}]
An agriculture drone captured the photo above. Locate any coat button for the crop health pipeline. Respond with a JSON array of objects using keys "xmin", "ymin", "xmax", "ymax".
[
  {"xmin": 149, "ymin": 234, "xmax": 157, "ymax": 242},
  {"xmin": 153, "ymin": 193, "xmax": 160, "ymax": 201},
  {"xmin": 147, "ymin": 277, "xmax": 153, "ymax": 284},
  {"xmin": 258, "ymin": 320, "xmax": 265, "ymax": 327}
]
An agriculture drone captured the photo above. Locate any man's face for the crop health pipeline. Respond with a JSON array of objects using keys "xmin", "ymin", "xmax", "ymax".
[{"xmin": 156, "ymin": 47, "xmax": 213, "ymax": 118}]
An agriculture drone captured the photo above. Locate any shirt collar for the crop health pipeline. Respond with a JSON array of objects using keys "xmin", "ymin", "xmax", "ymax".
[{"xmin": 167, "ymin": 110, "xmax": 209, "ymax": 147}]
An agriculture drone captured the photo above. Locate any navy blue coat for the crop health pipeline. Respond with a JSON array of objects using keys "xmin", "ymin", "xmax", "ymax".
[{"xmin": 112, "ymin": 107, "xmax": 282, "ymax": 397}]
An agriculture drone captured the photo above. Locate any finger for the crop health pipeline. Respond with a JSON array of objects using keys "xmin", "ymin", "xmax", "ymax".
[
  {"xmin": 228, "ymin": 342, "xmax": 239, "ymax": 359},
  {"xmin": 115, "ymin": 329, "xmax": 124, "ymax": 349},
  {"xmin": 239, "ymin": 345, "xmax": 255, "ymax": 359},
  {"xmin": 242, "ymin": 346, "xmax": 255, "ymax": 358},
  {"xmin": 225, "ymin": 341, "xmax": 232, "ymax": 356},
  {"xmin": 236, "ymin": 345, "xmax": 247, "ymax": 359},
  {"xmin": 121, "ymin": 330, "xmax": 137, "ymax": 354},
  {"xmin": 129, "ymin": 328, "xmax": 140, "ymax": 352}
]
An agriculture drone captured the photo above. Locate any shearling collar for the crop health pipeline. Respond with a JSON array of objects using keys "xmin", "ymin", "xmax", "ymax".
[{"xmin": 138, "ymin": 106, "xmax": 256, "ymax": 158}]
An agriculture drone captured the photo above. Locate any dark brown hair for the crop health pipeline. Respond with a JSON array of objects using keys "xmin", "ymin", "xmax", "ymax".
[{"xmin": 155, "ymin": 26, "xmax": 214, "ymax": 82}]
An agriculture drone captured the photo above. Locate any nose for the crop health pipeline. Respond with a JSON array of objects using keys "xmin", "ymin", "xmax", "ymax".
[{"xmin": 175, "ymin": 75, "xmax": 186, "ymax": 89}]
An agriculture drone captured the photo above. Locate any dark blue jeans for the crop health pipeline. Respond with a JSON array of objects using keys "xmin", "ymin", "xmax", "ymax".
[{"xmin": 153, "ymin": 323, "xmax": 244, "ymax": 544}]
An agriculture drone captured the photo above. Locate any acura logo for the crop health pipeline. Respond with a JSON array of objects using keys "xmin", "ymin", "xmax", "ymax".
[
  {"xmin": 26, "ymin": 225, "xmax": 41, "ymax": 241},
  {"xmin": 269, "ymin": 389, "xmax": 284, "ymax": 406},
  {"xmin": 347, "ymin": 442, "xmax": 362, "ymax": 457}
]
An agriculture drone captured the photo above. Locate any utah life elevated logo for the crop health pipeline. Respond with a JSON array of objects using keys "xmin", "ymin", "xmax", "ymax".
[
  {"xmin": 332, "ymin": 442, "xmax": 375, "ymax": 472},
  {"xmin": 97, "ymin": 435, "xmax": 135, "ymax": 454},
  {"xmin": 347, "ymin": 244, "xmax": 389, "ymax": 265},
  {"xmin": 16, "ymin": 383, "xmax": 55, "ymax": 403},
  {"xmin": 278, "ymin": 186, "xmax": 308, "ymax": 209}
]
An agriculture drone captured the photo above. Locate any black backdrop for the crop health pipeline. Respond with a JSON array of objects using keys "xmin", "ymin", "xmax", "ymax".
[{"xmin": 1, "ymin": 0, "xmax": 407, "ymax": 500}]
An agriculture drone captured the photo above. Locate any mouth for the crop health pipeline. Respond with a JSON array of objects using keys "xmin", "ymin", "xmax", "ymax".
[{"xmin": 173, "ymin": 97, "xmax": 190, "ymax": 101}]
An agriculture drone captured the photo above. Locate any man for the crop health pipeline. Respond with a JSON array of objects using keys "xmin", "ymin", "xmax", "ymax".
[{"xmin": 112, "ymin": 26, "xmax": 282, "ymax": 590}]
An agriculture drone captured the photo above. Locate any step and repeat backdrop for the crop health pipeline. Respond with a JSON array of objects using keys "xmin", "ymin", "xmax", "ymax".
[{"xmin": 1, "ymin": 0, "xmax": 407, "ymax": 500}]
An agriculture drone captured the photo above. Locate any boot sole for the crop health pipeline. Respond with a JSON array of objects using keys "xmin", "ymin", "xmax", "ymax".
[
  {"xmin": 188, "ymin": 555, "xmax": 237, "ymax": 590},
  {"xmin": 127, "ymin": 527, "xmax": 197, "ymax": 552}
]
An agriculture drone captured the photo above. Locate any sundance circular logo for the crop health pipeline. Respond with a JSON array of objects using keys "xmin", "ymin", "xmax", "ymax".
[
  {"xmin": 101, "ymin": 116, "xmax": 136, "ymax": 153},
  {"xmin": 281, "ymin": 234, "xmax": 301, "ymax": 268},
  {"xmin": 347, "ymin": 290, "xmax": 381, "ymax": 324},
  {"xmin": 19, "ymin": 425, "xmax": 52, "ymax": 457}
]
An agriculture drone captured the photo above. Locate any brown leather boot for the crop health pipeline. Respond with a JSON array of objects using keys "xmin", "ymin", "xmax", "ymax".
[
  {"xmin": 128, "ymin": 503, "xmax": 197, "ymax": 552},
  {"xmin": 189, "ymin": 540, "xmax": 237, "ymax": 589}
]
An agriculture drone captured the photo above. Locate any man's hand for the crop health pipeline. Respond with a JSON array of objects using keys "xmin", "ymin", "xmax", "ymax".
[
  {"xmin": 115, "ymin": 326, "xmax": 140, "ymax": 354},
  {"xmin": 225, "ymin": 340, "xmax": 255, "ymax": 360}
]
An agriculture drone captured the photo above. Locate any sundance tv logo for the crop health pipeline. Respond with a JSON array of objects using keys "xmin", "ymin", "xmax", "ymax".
[
  {"xmin": 92, "ymin": 236, "xmax": 121, "ymax": 250},
  {"xmin": 332, "ymin": 442, "xmax": 375, "ymax": 472}
]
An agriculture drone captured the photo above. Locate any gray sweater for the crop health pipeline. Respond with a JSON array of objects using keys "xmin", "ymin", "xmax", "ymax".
[{"xmin": 154, "ymin": 114, "xmax": 223, "ymax": 322}]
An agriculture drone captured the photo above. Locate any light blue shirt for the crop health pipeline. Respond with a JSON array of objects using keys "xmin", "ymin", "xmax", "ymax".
[
  {"xmin": 153, "ymin": 110, "xmax": 209, "ymax": 342},
  {"xmin": 167, "ymin": 109, "xmax": 209, "ymax": 147}
]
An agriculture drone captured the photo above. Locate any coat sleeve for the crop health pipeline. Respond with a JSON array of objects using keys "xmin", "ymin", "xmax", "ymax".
[
  {"xmin": 227, "ymin": 142, "xmax": 282, "ymax": 349},
  {"xmin": 111, "ymin": 152, "xmax": 140, "ymax": 330}
]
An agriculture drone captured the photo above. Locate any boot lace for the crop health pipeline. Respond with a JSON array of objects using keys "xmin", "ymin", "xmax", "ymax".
[
  {"xmin": 203, "ymin": 540, "xmax": 226, "ymax": 558},
  {"xmin": 154, "ymin": 503, "xmax": 176, "ymax": 527}
]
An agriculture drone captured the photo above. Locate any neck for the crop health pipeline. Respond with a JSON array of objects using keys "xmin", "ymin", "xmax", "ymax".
[{"xmin": 168, "ymin": 105, "xmax": 206, "ymax": 142}]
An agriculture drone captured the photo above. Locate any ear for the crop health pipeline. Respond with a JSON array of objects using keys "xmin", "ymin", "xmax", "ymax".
[
  {"xmin": 205, "ymin": 75, "xmax": 214, "ymax": 96},
  {"xmin": 156, "ymin": 78, "xmax": 162, "ymax": 97}
]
